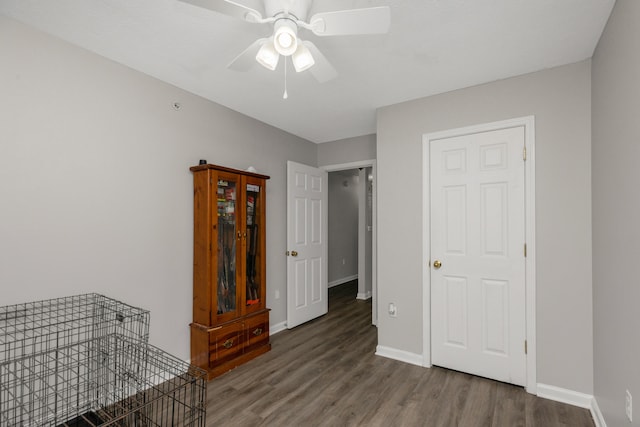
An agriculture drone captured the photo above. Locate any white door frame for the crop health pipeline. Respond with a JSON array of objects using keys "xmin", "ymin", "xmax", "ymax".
[
  {"xmin": 421, "ymin": 116, "xmax": 537, "ymax": 394},
  {"xmin": 321, "ymin": 160, "xmax": 378, "ymax": 326}
]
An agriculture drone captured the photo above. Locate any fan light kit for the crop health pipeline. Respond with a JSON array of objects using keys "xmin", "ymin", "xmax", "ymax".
[
  {"xmin": 292, "ymin": 43, "xmax": 314, "ymax": 72},
  {"xmin": 273, "ymin": 19, "xmax": 298, "ymax": 55},
  {"xmin": 256, "ymin": 40, "xmax": 279, "ymax": 70},
  {"xmin": 181, "ymin": 0, "xmax": 391, "ymax": 92}
]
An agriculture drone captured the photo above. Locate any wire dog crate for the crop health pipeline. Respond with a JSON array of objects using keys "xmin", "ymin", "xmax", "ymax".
[{"xmin": 0, "ymin": 294, "xmax": 206, "ymax": 426}]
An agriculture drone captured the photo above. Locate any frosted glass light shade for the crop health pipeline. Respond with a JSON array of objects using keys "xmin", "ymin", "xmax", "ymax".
[
  {"xmin": 273, "ymin": 20, "xmax": 298, "ymax": 56},
  {"xmin": 256, "ymin": 40, "xmax": 279, "ymax": 70},
  {"xmin": 292, "ymin": 43, "xmax": 315, "ymax": 72}
]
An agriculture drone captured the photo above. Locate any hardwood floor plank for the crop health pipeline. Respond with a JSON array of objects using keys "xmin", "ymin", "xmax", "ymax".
[
  {"xmin": 426, "ymin": 369, "xmax": 473, "ymax": 427},
  {"xmin": 395, "ymin": 365, "xmax": 451, "ymax": 426},
  {"xmin": 457, "ymin": 376, "xmax": 497, "ymax": 426},
  {"xmin": 205, "ymin": 281, "xmax": 594, "ymax": 426},
  {"xmin": 491, "ymin": 381, "xmax": 526, "ymax": 427}
]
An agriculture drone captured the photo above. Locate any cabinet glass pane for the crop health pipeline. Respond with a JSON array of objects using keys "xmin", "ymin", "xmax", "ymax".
[
  {"xmin": 217, "ymin": 179, "xmax": 237, "ymax": 315},
  {"xmin": 246, "ymin": 183, "xmax": 262, "ymax": 306}
]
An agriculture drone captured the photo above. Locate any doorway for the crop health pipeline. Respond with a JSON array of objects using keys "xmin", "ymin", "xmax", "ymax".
[
  {"xmin": 422, "ymin": 117, "xmax": 537, "ymax": 393},
  {"xmin": 323, "ymin": 160, "xmax": 377, "ymax": 325}
]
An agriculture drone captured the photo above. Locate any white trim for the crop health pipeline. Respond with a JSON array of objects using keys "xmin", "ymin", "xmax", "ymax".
[
  {"xmin": 590, "ymin": 397, "xmax": 607, "ymax": 427},
  {"xmin": 422, "ymin": 139, "xmax": 432, "ymax": 370},
  {"xmin": 375, "ymin": 345, "xmax": 423, "ymax": 366},
  {"xmin": 422, "ymin": 116, "xmax": 537, "ymax": 393},
  {"xmin": 270, "ymin": 321, "xmax": 288, "ymax": 336},
  {"xmin": 328, "ymin": 274, "xmax": 358, "ymax": 288},
  {"xmin": 322, "ymin": 160, "xmax": 375, "ymax": 172},
  {"xmin": 321, "ymin": 159, "xmax": 378, "ymax": 326},
  {"xmin": 356, "ymin": 291, "xmax": 372, "ymax": 300},
  {"xmin": 523, "ymin": 116, "xmax": 537, "ymax": 394},
  {"xmin": 537, "ymin": 383, "xmax": 593, "ymax": 409}
]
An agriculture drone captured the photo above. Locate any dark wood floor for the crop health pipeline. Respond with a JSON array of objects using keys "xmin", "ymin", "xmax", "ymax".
[{"xmin": 206, "ymin": 281, "xmax": 594, "ymax": 426}]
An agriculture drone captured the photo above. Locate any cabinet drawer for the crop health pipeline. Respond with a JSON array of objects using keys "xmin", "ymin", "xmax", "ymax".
[
  {"xmin": 245, "ymin": 312, "xmax": 269, "ymax": 352},
  {"xmin": 209, "ymin": 321, "xmax": 244, "ymax": 366}
]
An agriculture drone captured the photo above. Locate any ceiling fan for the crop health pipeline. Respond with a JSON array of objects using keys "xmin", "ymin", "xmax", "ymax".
[{"xmin": 180, "ymin": 0, "xmax": 391, "ymax": 83}]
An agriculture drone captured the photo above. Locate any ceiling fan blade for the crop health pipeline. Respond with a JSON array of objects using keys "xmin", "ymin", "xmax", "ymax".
[
  {"xmin": 227, "ymin": 38, "xmax": 268, "ymax": 71},
  {"xmin": 302, "ymin": 41, "xmax": 337, "ymax": 83},
  {"xmin": 179, "ymin": 0, "xmax": 264, "ymax": 22},
  {"xmin": 308, "ymin": 6, "xmax": 390, "ymax": 36}
]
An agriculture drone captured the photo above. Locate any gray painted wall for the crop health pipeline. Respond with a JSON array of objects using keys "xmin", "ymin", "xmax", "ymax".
[
  {"xmin": 328, "ymin": 171, "xmax": 359, "ymax": 285},
  {"xmin": 592, "ymin": 1, "xmax": 640, "ymax": 425},
  {"xmin": 0, "ymin": 16, "xmax": 316, "ymax": 360},
  {"xmin": 317, "ymin": 134, "xmax": 376, "ymax": 167},
  {"xmin": 377, "ymin": 61, "xmax": 593, "ymax": 394}
]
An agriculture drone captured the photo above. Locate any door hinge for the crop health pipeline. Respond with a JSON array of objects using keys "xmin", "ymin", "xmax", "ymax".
[
  {"xmin": 525, "ymin": 340, "xmax": 528, "ymax": 355},
  {"xmin": 523, "ymin": 146, "xmax": 527, "ymax": 161},
  {"xmin": 524, "ymin": 243, "xmax": 527, "ymax": 257}
]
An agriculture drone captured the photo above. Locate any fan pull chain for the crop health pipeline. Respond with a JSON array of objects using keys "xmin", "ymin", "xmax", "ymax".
[{"xmin": 283, "ymin": 57, "xmax": 288, "ymax": 99}]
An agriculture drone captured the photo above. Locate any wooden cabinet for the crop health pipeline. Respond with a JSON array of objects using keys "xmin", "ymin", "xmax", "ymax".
[{"xmin": 189, "ymin": 163, "xmax": 270, "ymax": 379}]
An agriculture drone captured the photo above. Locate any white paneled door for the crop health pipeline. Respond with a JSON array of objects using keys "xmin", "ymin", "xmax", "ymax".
[
  {"xmin": 430, "ymin": 126, "xmax": 526, "ymax": 386},
  {"xmin": 287, "ymin": 161, "xmax": 328, "ymax": 329}
]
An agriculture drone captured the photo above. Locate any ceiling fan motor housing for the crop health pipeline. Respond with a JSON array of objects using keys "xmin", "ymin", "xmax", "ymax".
[{"xmin": 264, "ymin": 0, "xmax": 311, "ymax": 21}]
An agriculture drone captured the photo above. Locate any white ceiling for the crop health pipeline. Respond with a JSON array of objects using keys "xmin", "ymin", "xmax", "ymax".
[{"xmin": 0, "ymin": 0, "xmax": 614, "ymax": 143}]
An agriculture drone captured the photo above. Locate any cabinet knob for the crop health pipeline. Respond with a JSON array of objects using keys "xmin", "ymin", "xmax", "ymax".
[
  {"xmin": 253, "ymin": 328, "xmax": 263, "ymax": 336},
  {"xmin": 223, "ymin": 339, "xmax": 234, "ymax": 349}
]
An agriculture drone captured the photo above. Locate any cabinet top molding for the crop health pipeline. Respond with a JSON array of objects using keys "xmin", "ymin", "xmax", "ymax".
[{"xmin": 190, "ymin": 163, "xmax": 270, "ymax": 180}]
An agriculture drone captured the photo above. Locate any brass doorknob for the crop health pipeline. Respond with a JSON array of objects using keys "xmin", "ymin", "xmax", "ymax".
[
  {"xmin": 433, "ymin": 260, "xmax": 442, "ymax": 269},
  {"xmin": 291, "ymin": 251, "xmax": 298, "ymax": 257}
]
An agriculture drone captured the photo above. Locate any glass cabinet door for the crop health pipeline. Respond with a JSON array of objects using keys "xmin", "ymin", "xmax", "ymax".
[
  {"xmin": 216, "ymin": 177, "xmax": 237, "ymax": 315},
  {"xmin": 245, "ymin": 181, "xmax": 262, "ymax": 308}
]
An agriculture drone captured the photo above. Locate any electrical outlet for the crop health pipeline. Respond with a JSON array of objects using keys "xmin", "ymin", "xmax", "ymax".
[
  {"xmin": 342, "ymin": 258, "xmax": 346, "ymax": 265},
  {"xmin": 626, "ymin": 390, "xmax": 633, "ymax": 422},
  {"xmin": 388, "ymin": 303, "xmax": 397, "ymax": 317},
  {"xmin": 275, "ymin": 290, "xmax": 280, "ymax": 300}
]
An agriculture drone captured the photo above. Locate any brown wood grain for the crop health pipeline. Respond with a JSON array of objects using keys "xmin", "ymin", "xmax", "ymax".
[
  {"xmin": 189, "ymin": 163, "xmax": 270, "ymax": 180},
  {"xmin": 192, "ymin": 169, "xmax": 212, "ymax": 326},
  {"xmin": 191, "ymin": 165, "xmax": 271, "ymax": 379}
]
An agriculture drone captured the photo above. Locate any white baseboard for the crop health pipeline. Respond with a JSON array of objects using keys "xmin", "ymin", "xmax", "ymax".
[
  {"xmin": 375, "ymin": 345, "xmax": 423, "ymax": 367},
  {"xmin": 537, "ymin": 383, "xmax": 604, "ymax": 426},
  {"xmin": 269, "ymin": 321, "xmax": 287, "ymax": 336},
  {"xmin": 590, "ymin": 396, "xmax": 607, "ymax": 427},
  {"xmin": 356, "ymin": 291, "xmax": 372, "ymax": 300},
  {"xmin": 329, "ymin": 274, "xmax": 358, "ymax": 288},
  {"xmin": 537, "ymin": 383, "xmax": 593, "ymax": 409}
]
